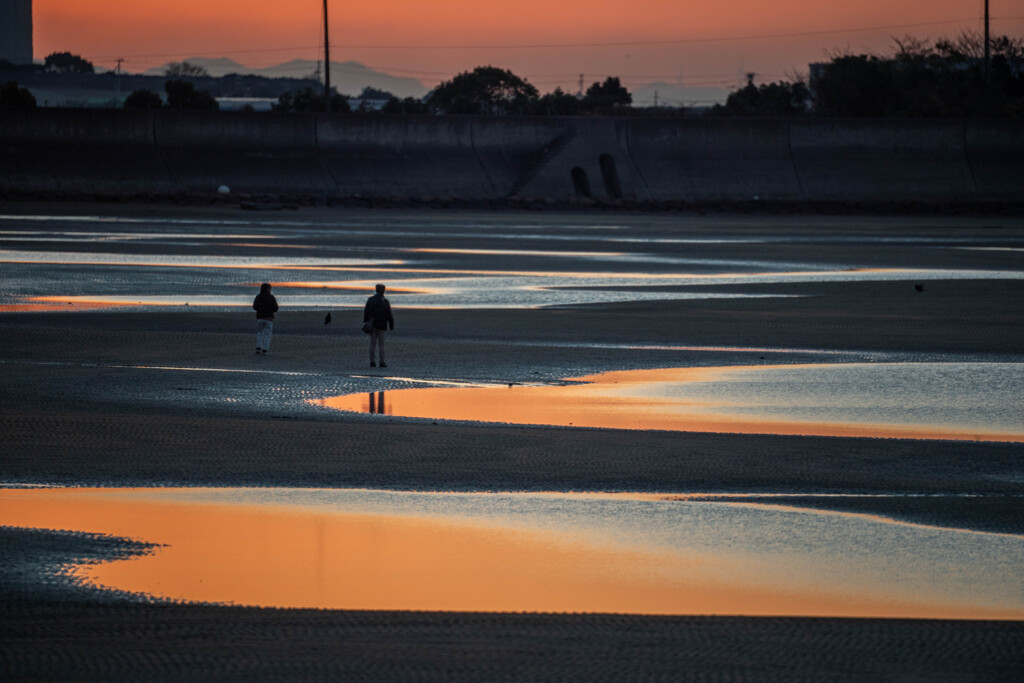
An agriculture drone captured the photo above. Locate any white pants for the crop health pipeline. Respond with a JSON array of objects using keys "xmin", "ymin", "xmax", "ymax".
[
  {"xmin": 256, "ymin": 319, "xmax": 273, "ymax": 351},
  {"xmin": 369, "ymin": 327, "xmax": 386, "ymax": 363}
]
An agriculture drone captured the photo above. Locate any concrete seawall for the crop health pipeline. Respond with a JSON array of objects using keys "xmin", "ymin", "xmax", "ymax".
[{"xmin": 1, "ymin": 109, "xmax": 1022, "ymax": 205}]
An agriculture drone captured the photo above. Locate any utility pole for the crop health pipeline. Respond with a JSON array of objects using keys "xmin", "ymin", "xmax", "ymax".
[
  {"xmin": 114, "ymin": 58, "xmax": 124, "ymax": 92},
  {"xmin": 323, "ymin": 0, "xmax": 331, "ymax": 111},
  {"xmin": 984, "ymin": 0, "xmax": 991, "ymax": 84}
]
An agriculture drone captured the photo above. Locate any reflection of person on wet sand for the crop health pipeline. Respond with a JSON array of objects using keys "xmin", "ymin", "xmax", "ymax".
[
  {"xmin": 368, "ymin": 391, "xmax": 386, "ymax": 414},
  {"xmin": 252, "ymin": 283, "xmax": 278, "ymax": 355},
  {"xmin": 364, "ymin": 284, "xmax": 394, "ymax": 368}
]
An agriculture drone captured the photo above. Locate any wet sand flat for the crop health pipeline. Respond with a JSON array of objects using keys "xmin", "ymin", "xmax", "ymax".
[
  {"xmin": 4, "ymin": 592, "xmax": 1024, "ymax": 682},
  {"xmin": 2, "ymin": 204, "xmax": 1023, "ymax": 680}
]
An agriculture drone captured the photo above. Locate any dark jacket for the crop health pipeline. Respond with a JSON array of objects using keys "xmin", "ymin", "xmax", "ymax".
[
  {"xmin": 253, "ymin": 292, "xmax": 279, "ymax": 320},
  {"xmin": 363, "ymin": 293, "xmax": 394, "ymax": 331}
]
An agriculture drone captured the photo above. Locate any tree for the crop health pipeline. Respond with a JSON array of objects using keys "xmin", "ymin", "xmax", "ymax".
[
  {"xmin": 582, "ymin": 77, "xmax": 632, "ymax": 112},
  {"xmin": 164, "ymin": 79, "xmax": 219, "ymax": 110},
  {"xmin": 533, "ymin": 88, "xmax": 581, "ymax": 116},
  {"xmin": 44, "ymin": 52, "xmax": 95, "ymax": 74},
  {"xmin": 165, "ymin": 61, "xmax": 210, "ymax": 78},
  {"xmin": 429, "ymin": 66, "xmax": 539, "ymax": 115},
  {"xmin": 713, "ymin": 81, "xmax": 811, "ymax": 117},
  {"xmin": 0, "ymin": 81, "xmax": 36, "ymax": 107},
  {"xmin": 123, "ymin": 89, "xmax": 164, "ymax": 110},
  {"xmin": 810, "ymin": 33, "xmax": 1024, "ymax": 118},
  {"xmin": 932, "ymin": 31, "xmax": 1024, "ymax": 63},
  {"xmin": 272, "ymin": 87, "xmax": 350, "ymax": 113},
  {"xmin": 892, "ymin": 32, "xmax": 1024, "ymax": 116},
  {"xmin": 812, "ymin": 55, "xmax": 894, "ymax": 117},
  {"xmin": 381, "ymin": 96, "xmax": 428, "ymax": 114}
]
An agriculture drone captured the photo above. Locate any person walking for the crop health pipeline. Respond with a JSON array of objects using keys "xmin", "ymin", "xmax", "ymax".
[
  {"xmin": 252, "ymin": 282, "xmax": 278, "ymax": 354},
  {"xmin": 364, "ymin": 283, "xmax": 394, "ymax": 367}
]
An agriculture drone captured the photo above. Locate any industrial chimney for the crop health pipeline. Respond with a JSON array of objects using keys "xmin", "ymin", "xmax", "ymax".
[{"xmin": 0, "ymin": 0, "xmax": 34, "ymax": 65}]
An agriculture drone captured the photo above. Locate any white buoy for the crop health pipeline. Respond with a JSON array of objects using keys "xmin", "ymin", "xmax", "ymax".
[{"xmin": 217, "ymin": 185, "xmax": 231, "ymax": 195}]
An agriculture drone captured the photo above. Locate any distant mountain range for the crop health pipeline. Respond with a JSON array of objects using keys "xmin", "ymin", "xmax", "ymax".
[
  {"xmin": 141, "ymin": 57, "xmax": 729, "ymax": 107},
  {"xmin": 143, "ymin": 57, "xmax": 429, "ymax": 99}
]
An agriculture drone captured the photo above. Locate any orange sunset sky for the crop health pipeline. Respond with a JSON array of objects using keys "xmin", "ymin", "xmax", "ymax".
[{"xmin": 32, "ymin": 1, "xmax": 1024, "ymax": 93}]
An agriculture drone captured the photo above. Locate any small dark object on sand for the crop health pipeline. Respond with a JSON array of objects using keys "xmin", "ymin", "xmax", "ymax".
[
  {"xmin": 915, "ymin": 283, "xmax": 925, "ymax": 292},
  {"xmin": 324, "ymin": 312, "xmax": 332, "ymax": 325}
]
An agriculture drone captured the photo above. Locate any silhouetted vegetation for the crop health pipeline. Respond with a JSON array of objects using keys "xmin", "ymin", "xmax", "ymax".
[
  {"xmin": 581, "ymin": 77, "xmax": 632, "ymax": 112},
  {"xmin": 272, "ymin": 87, "xmax": 351, "ymax": 113},
  {"xmin": 43, "ymin": 52, "xmax": 95, "ymax": 74},
  {"xmin": 165, "ymin": 80, "xmax": 219, "ymax": 111},
  {"xmin": 0, "ymin": 81, "xmax": 36, "ymax": 107},
  {"xmin": 0, "ymin": 60, "xmax": 326, "ymax": 107},
  {"xmin": 123, "ymin": 89, "xmax": 164, "ymax": 110},
  {"xmin": 811, "ymin": 33, "xmax": 1024, "ymax": 117},
  {"xmin": 533, "ymin": 88, "xmax": 582, "ymax": 116},
  {"xmin": 425, "ymin": 68, "xmax": 637, "ymax": 116},
  {"xmin": 712, "ymin": 81, "xmax": 812, "ymax": 117},
  {"xmin": 164, "ymin": 62, "xmax": 210, "ymax": 78},
  {"xmin": 429, "ymin": 66, "xmax": 539, "ymax": 115},
  {"xmin": 5, "ymin": 31, "xmax": 1021, "ymax": 117},
  {"xmin": 715, "ymin": 32, "xmax": 1024, "ymax": 118},
  {"xmin": 381, "ymin": 96, "xmax": 428, "ymax": 114}
]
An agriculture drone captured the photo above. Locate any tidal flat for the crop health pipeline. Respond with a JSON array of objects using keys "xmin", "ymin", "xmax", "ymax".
[{"xmin": 2, "ymin": 204, "xmax": 1023, "ymax": 680}]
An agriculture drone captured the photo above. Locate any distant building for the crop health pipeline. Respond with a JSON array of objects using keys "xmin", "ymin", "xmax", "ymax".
[{"xmin": 0, "ymin": 0, "xmax": 33, "ymax": 65}]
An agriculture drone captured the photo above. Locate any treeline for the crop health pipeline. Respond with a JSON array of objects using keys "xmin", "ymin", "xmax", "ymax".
[
  {"xmin": 272, "ymin": 67, "xmax": 636, "ymax": 116},
  {"xmin": 4, "ymin": 33, "xmax": 1023, "ymax": 118},
  {"xmin": 714, "ymin": 33, "xmax": 1024, "ymax": 118}
]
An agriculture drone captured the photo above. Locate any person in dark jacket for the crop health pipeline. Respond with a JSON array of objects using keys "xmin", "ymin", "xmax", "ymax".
[
  {"xmin": 252, "ymin": 282, "xmax": 279, "ymax": 354},
  {"xmin": 364, "ymin": 283, "xmax": 394, "ymax": 368}
]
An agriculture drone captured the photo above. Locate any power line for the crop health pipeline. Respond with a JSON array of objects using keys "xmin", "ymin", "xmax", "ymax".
[
  {"xmin": 91, "ymin": 45, "xmax": 320, "ymax": 61},
  {"xmin": 95, "ymin": 54, "xmax": 760, "ymax": 86},
  {"xmin": 322, "ymin": 17, "xmax": 1018, "ymax": 50},
  {"xmin": 85, "ymin": 13, "xmax": 1024, "ymax": 93},
  {"xmin": 89, "ymin": 16, "xmax": 1024, "ymax": 63}
]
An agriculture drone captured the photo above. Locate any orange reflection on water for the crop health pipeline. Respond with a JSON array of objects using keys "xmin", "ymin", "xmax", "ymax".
[
  {"xmin": 264, "ymin": 282, "xmax": 435, "ymax": 295},
  {"xmin": 315, "ymin": 368, "xmax": 1024, "ymax": 443},
  {"xmin": 0, "ymin": 301, "xmax": 119, "ymax": 312},
  {"xmin": 2, "ymin": 487, "xmax": 1017, "ymax": 619},
  {"xmin": 407, "ymin": 248, "xmax": 626, "ymax": 257},
  {"xmin": 24, "ymin": 296, "xmax": 199, "ymax": 310}
]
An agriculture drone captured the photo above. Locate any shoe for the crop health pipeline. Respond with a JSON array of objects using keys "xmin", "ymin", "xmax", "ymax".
[
  {"xmin": 256, "ymin": 348, "xmax": 262, "ymax": 354},
  {"xmin": 379, "ymin": 363, "xmax": 387, "ymax": 368},
  {"xmin": 262, "ymin": 350, "xmax": 268, "ymax": 354},
  {"xmin": 370, "ymin": 361, "xmax": 376, "ymax": 367}
]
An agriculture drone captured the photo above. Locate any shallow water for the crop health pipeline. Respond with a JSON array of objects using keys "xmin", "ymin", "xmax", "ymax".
[
  {"xmin": 317, "ymin": 363, "xmax": 1024, "ymax": 442},
  {"xmin": 3, "ymin": 212, "xmax": 1023, "ymax": 618},
  {"xmin": 2, "ymin": 486, "xmax": 1021, "ymax": 618},
  {"xmin": 3, "ymin": 213, "xmax": 1024, "ymax": 311}
]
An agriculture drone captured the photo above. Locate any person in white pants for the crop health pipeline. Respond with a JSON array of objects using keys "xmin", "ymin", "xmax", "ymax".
[
  {"xmin": 256, "ymin": 318, "xmax": 273, "ymax": 354},
  {"xmin": 252, "ymin": 283, "xmax": 279, "ymax": 354},
  {"xmin": 364, "ymin": 283, "xmax": 395, "ymax": 367}
]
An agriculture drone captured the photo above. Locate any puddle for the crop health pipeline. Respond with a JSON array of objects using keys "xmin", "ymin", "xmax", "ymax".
[
  {"xmin": 317, "ymin": 364, "xmax": 1024, "ymax": 442},
  {"xmin": 0, "ymin": 301, "xmax": 124, "ymax": 313},
  {"xmin": 1, "ymin": 487, "xmax": 1021, "ymax": 618}
]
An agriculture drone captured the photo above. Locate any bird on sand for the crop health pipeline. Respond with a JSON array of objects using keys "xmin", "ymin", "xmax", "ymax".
[
  {"xmin": 914, "ymin": 283, "xmax": 925, "ymax": 292},
  {"xmin": 324, "ymin": 312, "xmax": 332, "ymax": 324}
]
